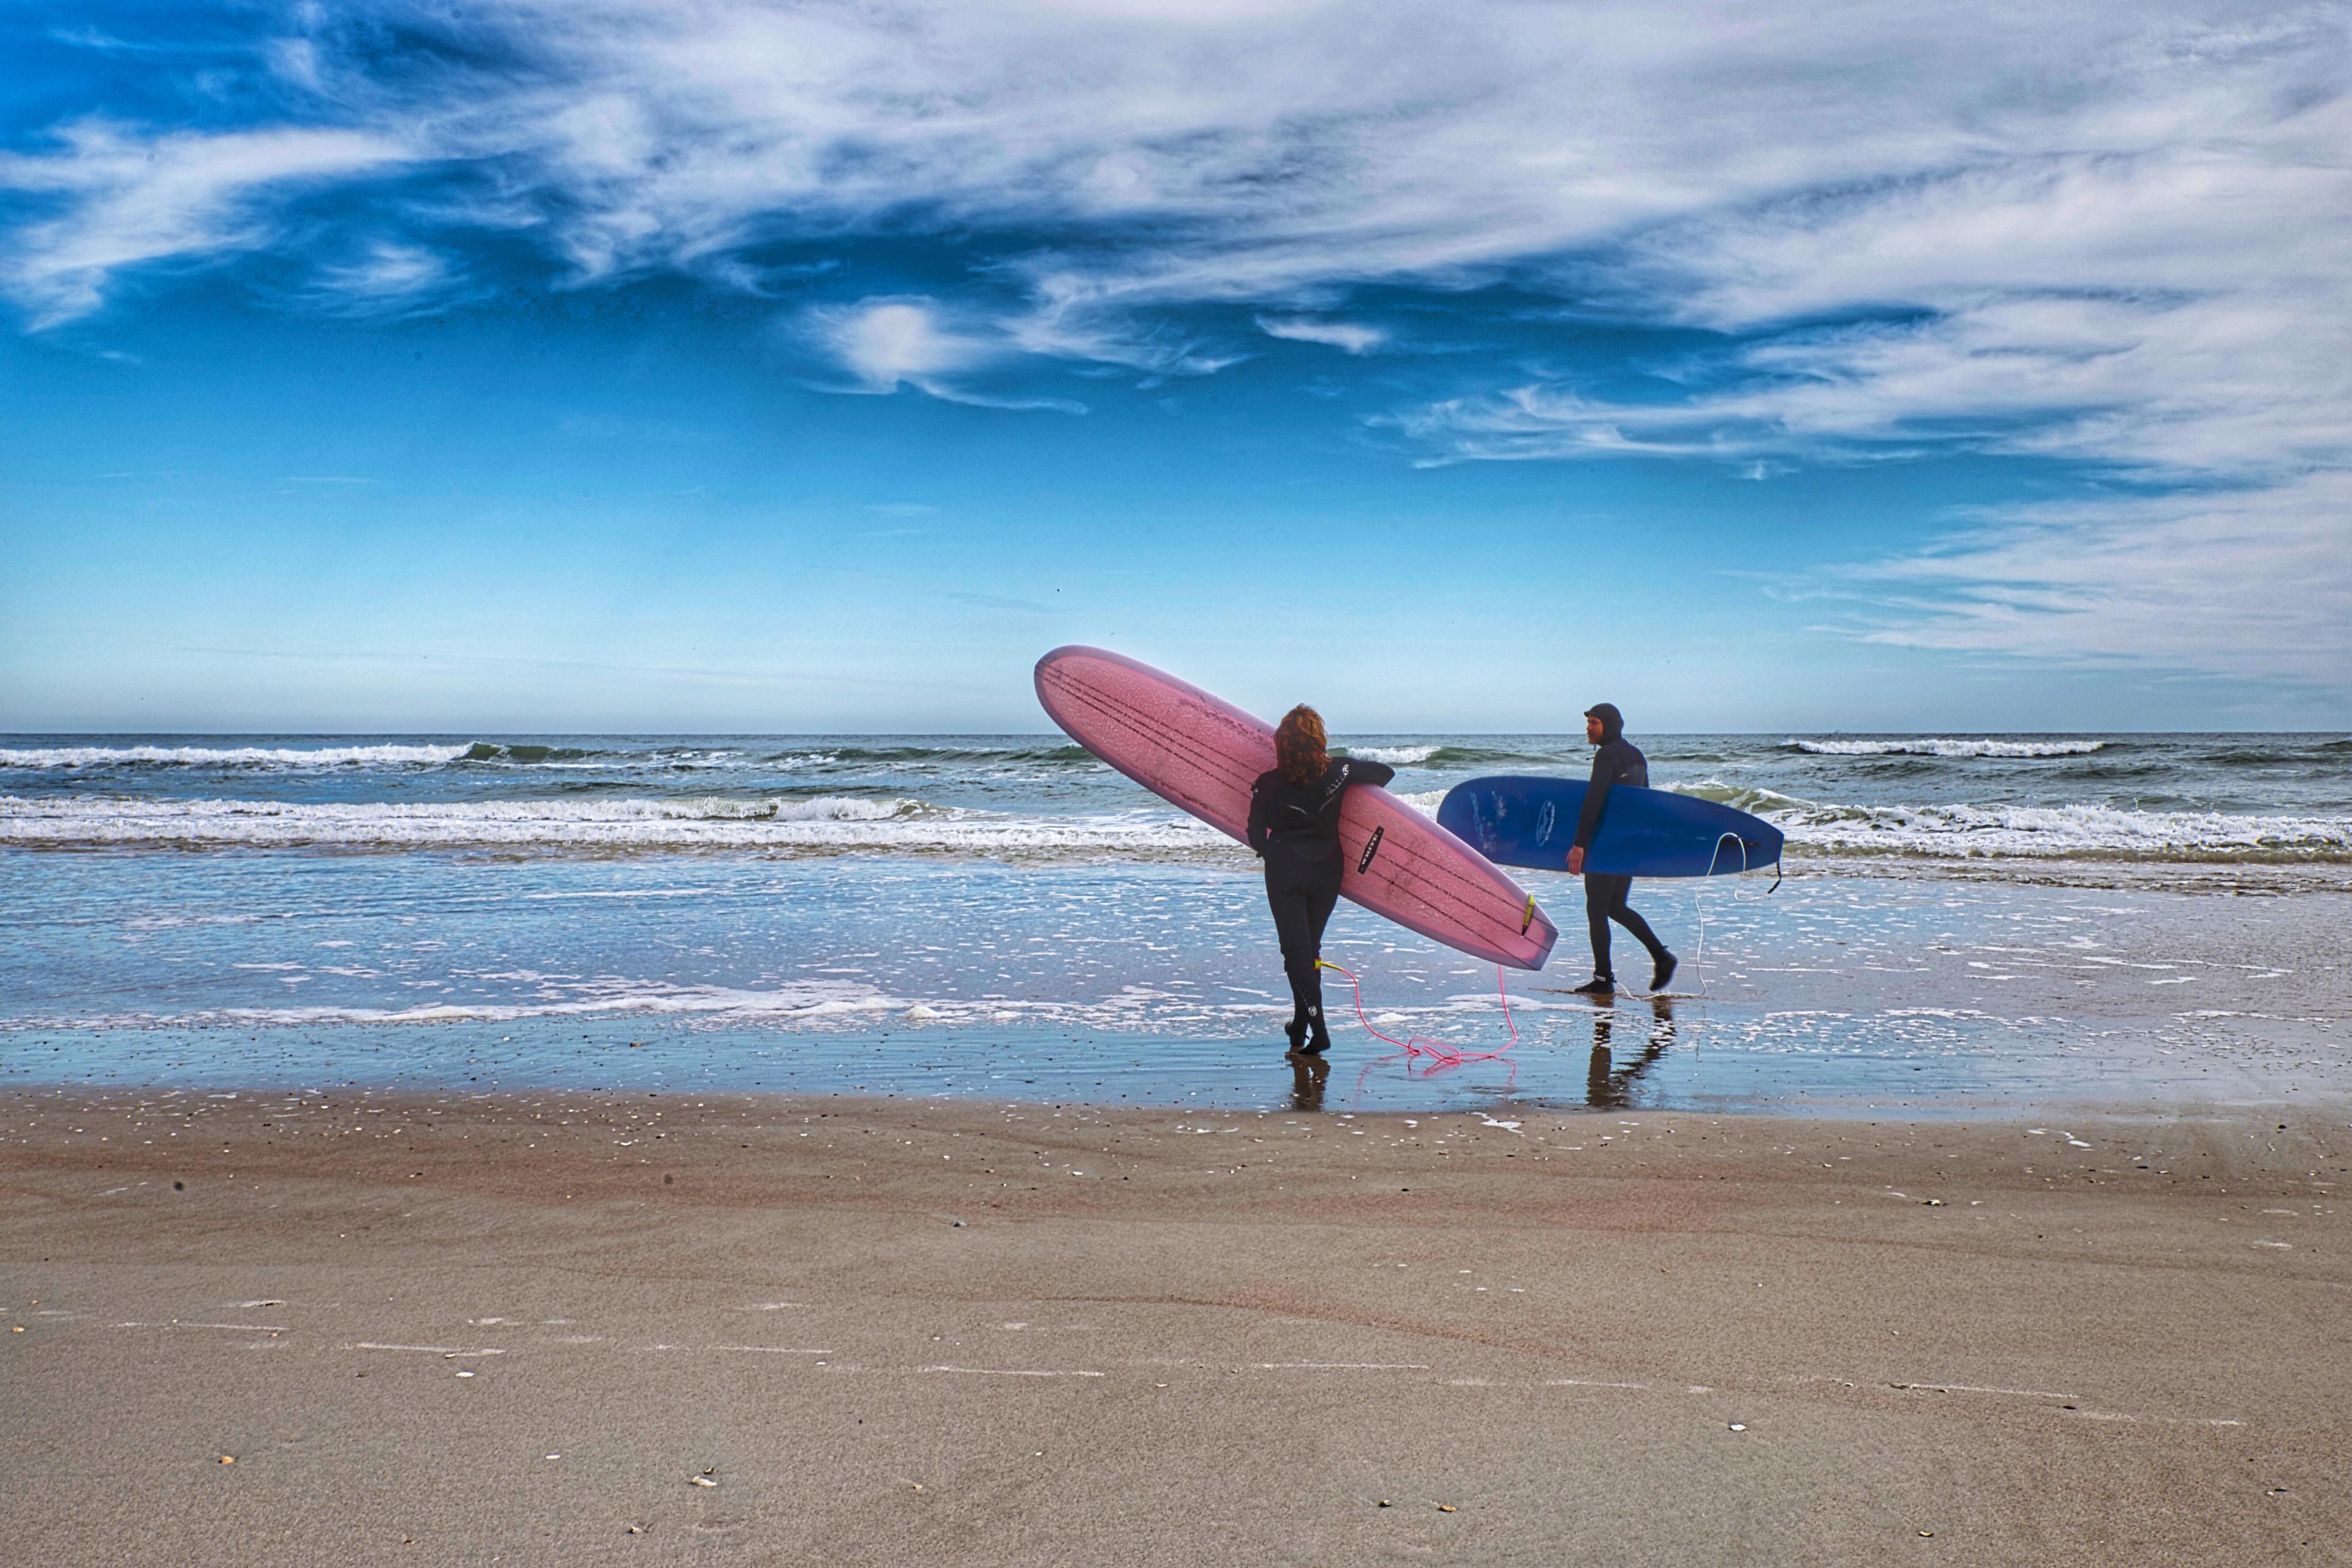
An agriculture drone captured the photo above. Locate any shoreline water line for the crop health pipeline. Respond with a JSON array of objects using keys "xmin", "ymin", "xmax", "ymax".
[{"xmin": 4, "ymin": 795, "xmax": 2350, "ymax": 865}]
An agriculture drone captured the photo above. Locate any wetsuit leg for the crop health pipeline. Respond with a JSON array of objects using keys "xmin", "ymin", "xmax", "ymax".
[
  {"xmin": 1265, "ymin": 879, "xmax": 1322, "ymax": 1031},
  {"xmin": 1266, "ymin": 864, "xmax": 1343, "ymax": 1046},
  {"xmin": 1301, "ymin": 881, "xmax": 1340, "ymax": 1049},
  {"xmin": 1303, "ymin": 880, "xmax": 1339, "ymax": 949},
  {"xmin": 1583, "ymin": 872, "xmax": 1629, "ymax": 978},
  {"xmin": 1607, "ymin": 880, "xmax": 1667, "ymax": 965}
]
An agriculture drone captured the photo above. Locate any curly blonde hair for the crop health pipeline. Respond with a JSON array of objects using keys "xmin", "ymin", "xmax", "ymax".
[{"xmin": 1273, "ymin": 704, "xmax": 1329, "ymax": 788}]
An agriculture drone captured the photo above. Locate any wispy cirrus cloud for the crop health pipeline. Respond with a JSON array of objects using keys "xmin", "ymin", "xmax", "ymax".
[
  {"xmin": 1408, "ymin": 128, "xmax": 2352, "ymax": 481},
  {"xmin": 12, "ymin": 2, "xmax": 2283, "ymax": 326},
  {"xmin": 801, "ymin": 297, "xmax": 1088, "ymax": 412},
  {"xmin": 1386, "ymin": 102, "xmax": 2352, "ymax": 680},
  {"xmin": 302, "ymin": 238, "xmax": 462, "ymax": 315},
  {"xmin": 6, "ymin": 0, "xmax": 2349, "ymax": 682},
  {"xmin": 0, "ymin": 119, "xmax": 407, "ymax": 326},
  {"xmin": 1396, "ymin": 284, "xmax": 2352, "ymax": 478},
  {"xmin": 808, "ymin": 299, "xmax": 992, "ymax": 397},
  {"xmin": 12, "ymin": 3, "xmax": 2343, "ymax": 397},
  {"xmin": 1837, "ymin": 472, "xmax": 2352, "ymax": 685},
  {"xmin": 1256, "ymin": 315, "xmax": 1384, "ymax": 354}
]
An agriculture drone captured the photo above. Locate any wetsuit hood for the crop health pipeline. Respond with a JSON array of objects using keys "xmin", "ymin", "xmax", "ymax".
[{"xmin": 1584, "ymin": 702, "xmax": 1624, "ymax": 743}]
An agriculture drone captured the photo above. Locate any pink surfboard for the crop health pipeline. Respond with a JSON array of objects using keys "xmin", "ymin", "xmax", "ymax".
[{"xmin": 1035, "ymin": 646, "xmax": 1558, "ymax": 970}]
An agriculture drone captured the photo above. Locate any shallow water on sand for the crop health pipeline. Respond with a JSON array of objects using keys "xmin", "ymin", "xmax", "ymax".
[
  {"xmin": 7, "ymin": 846, "xmax": 2344, "ymax": 1114},
  {"xmin": 7, "ymin": 727, "xmax": 2346, "ymax": 1112}
]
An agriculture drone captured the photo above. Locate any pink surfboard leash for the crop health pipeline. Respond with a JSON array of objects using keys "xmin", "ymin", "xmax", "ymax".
[{"xmin": 1316, "ymin": 959, "xmax": 1518, "ymax": 1066}]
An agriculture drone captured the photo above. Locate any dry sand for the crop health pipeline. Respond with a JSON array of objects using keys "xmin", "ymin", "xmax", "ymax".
[{"xmin": 4, "ymin": 1085, "xmax": 2348, "ymax": 1566}]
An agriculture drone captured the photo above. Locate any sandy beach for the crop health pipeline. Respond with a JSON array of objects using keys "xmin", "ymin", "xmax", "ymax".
[{"xmin": 5, "ymin": 1085, "xmax": 2346, "ymax": 1566}]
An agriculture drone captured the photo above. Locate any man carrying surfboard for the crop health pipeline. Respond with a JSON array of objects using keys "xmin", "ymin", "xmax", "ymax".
[{"xmin": 1566, "ymin": 703, "xmax": 1677, "ymax": 997}]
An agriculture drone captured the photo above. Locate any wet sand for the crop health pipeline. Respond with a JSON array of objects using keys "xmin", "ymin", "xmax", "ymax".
[{"xmin": 4, "ymin": 1086, "xmax": 2348, "ymax": 1565}]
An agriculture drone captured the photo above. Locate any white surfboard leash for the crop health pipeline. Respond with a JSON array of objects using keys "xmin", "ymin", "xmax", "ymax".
[{"xmin": 1683, "ymin": 832, "xmax": 1783, "ymax": 1002}]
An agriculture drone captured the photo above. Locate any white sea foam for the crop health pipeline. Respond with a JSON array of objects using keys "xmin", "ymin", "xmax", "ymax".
[
  {"xmin": 1349, "ymin": 745, "xmax": 1441, "ymax": 765},
  {"xmin": 1664, "ymin": 778, "xmax": 2348, "ymax": 861},
  {"xmin": 13, "ymin": 982, "xmax": 1528, "ymax": 1036},
  {"xmin": 3, "ymin": 979, "xmax": 906, "ymax": 1031},
  {"xmin": 0, "ymin": 794, "xmax": 1230, "ymax": 857},
  {"xmin": 0, "ymin": 743, "xmax": 474, "ymax": 768},
  {"xmin": 219, "ymin": 980, "xmax": 904, "ymax": 1027},
  {"xmin": 8, "ymin": 780, "xmax": 2343, "ymax": 865},
  {"xmin": 1790, "ymin": 738, "xmax": 2108, "ymax": 758},
  {"xmin": 1776, "ymin": 800, "xmax": 2352, "ymax": 861}
]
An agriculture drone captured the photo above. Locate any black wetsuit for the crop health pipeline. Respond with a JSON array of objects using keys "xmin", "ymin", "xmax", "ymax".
[
  {"xmin": 1573, "ymin": 716, "xmax": 1669, "ymax": 982},
  {"xmin": 1248, "ymin": 756, "xmax": 1395, "ymax": 1047}
]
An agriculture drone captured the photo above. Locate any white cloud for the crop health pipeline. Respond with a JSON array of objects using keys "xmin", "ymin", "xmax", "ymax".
[
  {"xmin": 20, "ymin": 5, "xmax": 2345, "ymax": 383},
  {"xmin": 307, "ymin": 239, "xmax": 455, "ymax": 312},
  {"xmin": 812, "ymin": 299, "xmax": 989, "ymax": 394},
  {"xmin": 364, "ymin": 1, "xmax": 2343, "ymax": 488},
  {"xmin": 804, "ymin": 297, "xmax": 1086, "ymax": 410},
  {"xmin": 1394, "ymin": 285, "xmax": 2352, "ymax": 477},
  {"xmin": 1841, "ymin": 473, "xmax": 2352, "ymax": 685},
  {"xmin": 0, "ymin": 119, "xmax": 407, "ymax": 326},
  {"xmin": 1427, "ymin": 127, "xmax": 2352, "ymax": 480},
  {"xmin": 1256, "ymin": 315, "xmax": 1384, "ymax": 353},
  {"xmin": 266, "ymin": 37, "xmax": 325, "ymax": 92},
  {"xmin": 1375, "ymin": 64, "xmax": 2352, "ymax": 679},
  {"xmin": 9, "ymin": 0, "xmax": 2351, "ymax": 677}
]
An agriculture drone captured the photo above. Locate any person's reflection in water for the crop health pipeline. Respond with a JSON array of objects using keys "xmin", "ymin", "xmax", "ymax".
[
  {"xmin": 1586, "ymin": 996, "xmax": 1676, "ymax": 1109},
  {"xmin": 1584, "ymin": 996, "xmax": 1618, "ymax": 1102},
  {"xmin": 1289, "ymin": 1050, "xmax": 1330, "ymax": 1112}
]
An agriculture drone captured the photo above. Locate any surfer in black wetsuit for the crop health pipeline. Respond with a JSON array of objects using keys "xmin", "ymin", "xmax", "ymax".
[
  {"xmin": 1566, "ymin": 703, "xmax": 1676, "ymax": 996},
  {"xmin": 1248, "ymin": 706, "xmax": 1395, "ymax": 1055}
]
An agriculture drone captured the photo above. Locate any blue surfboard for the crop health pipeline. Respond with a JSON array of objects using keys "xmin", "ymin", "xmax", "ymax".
[{"xmin": 1438, "ymin": 775, "xmax": 1783, "ymax": 878}]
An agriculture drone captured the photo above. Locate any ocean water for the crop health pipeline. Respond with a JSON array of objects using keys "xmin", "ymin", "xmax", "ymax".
[
  {"xmin": 3, "ymin": 733, "xmax": 2350, "ymax": 863},
  {"xmin": 5, "ymin": 733, "xmax": 2348, "ymax": 1112}
]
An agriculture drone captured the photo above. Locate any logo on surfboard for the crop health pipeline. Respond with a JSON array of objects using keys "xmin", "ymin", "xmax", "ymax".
[{"xmin": 1356, "ymin": 825, "xmax": 1385, "ymax": 873}]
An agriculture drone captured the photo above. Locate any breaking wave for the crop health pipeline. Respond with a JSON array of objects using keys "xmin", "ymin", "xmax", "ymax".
[
  {"xmin": 0, "ymin": 738, "xmax": 1109, "ymax": 773},
  {"xmin": 461, "ymin": 742, "xmax": 597, "ymax": 763},
  {"xmin": 0, "ymin": 743, "xmax": 474, "ymax": 769},
  {"xmin": 1341, "ymin": 741, "xmax": 1596, "ymax": 767},
  {"xmin": 97, "ymin": 979, "xmax": 908, "ymax": 1030},
  {"xmin": 1703, "ymin": 799, "xmax": 2342, "ymax": 870},
  {"xmin": 1789, "ymin": 738, "xmax": 2108, "ymax": 759},
  {"xmin": 794, "ymin": 742, "xmax": 1095, "ymax": 764},
  {"xmin": 0, "ymin": 794, "xmax": 1231, "ymax": 858},
  {"xmin": 1782, "ymin": 801, "xmax": 2352, "ymax": 862},
  {"xmin": 1665, "ymin": 780, "xmax": 2352, "ymax": 862},
  {"xmin": 1664, "ymin": 781, "xmax": 1817, "ymax": 815}
]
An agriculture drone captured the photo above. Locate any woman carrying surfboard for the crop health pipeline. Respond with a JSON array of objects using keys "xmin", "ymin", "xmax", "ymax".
[{"xmin": 1246, "ymin": 706, "xmax": 1395, "ymax": 1055}]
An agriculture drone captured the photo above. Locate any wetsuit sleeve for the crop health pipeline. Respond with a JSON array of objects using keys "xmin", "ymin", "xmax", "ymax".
[
  {"xmin": 1318, "ymin": 758, "xmax": 1395, "ymax": 821},
  {"xmin": 1247, "ymin": 777, "xmax": 1272, "ymax": 856},
  {"xmin": 1573, "ymin": 746, "xmax": 1624, "ymax": 851}
]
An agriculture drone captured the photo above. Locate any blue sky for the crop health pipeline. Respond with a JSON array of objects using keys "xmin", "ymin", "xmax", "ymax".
[{"xmin": 4, "ymin": 1, "xmax": 2348, "ymax": 733}]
